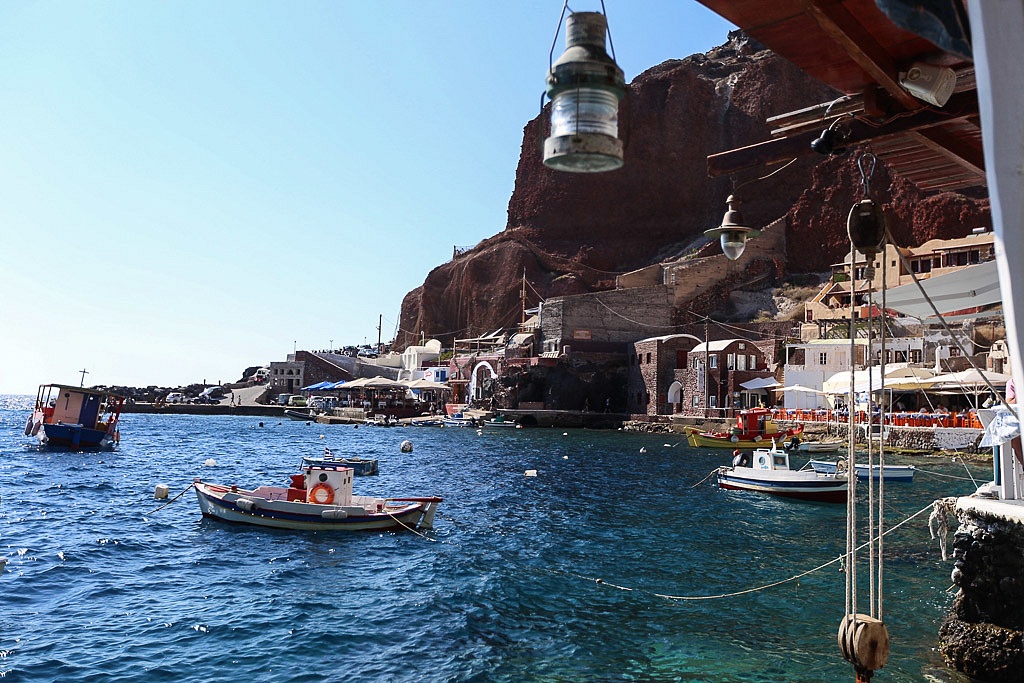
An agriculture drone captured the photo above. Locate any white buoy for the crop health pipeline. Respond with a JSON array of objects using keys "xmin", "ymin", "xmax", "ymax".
[
  {"xmin": 319, "ymin": 434, "xmax": 325, "ymax": 439},
  {"xmin": 400, "ymin": 440, "xmax": 413, "ymax": 453},
  {"xmin": 640, "ymin": 447, "xmax": 647, "ymax": 454},
  {"xmin": 563, "ymin": 455, "xmax": 569, "ymax": 459},
  {"xmin": 563, "ymin": 432, "xmax": 568, "ymax": 436},
  {"xmin": 525, "ymin": 469, "xmax": 538, "ymax": 477},
  {"xmin": 204, "ymin": 458, "xmax": 217, "ymax": 467},
  {"xmin": 154, "ymin": 484, "xmax": 169, "ymax": 499}
]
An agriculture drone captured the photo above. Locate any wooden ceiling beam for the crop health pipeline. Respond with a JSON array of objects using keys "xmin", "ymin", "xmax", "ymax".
[
  {"xmin": 804, "ymin": 0, "xmax": 922, "ymax": 110},
  {"xmin": 907, "ymin": 128, "xmax": 986, "ymax": 178},
  {"xmin": 707, "ymin": 90, "xmax": 979, "ymax": 176}
]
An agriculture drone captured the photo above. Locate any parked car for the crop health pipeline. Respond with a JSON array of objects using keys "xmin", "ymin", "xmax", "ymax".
[
  {"xmin": 165, "ymin": 392, "xmax": 187, "ymax": 404},
  {"xmin": 287, "ymin": 395, "xmax": 307, "ymax": 407},
  {"xmin": 276, "ymin": 394, "xmax": 294, "ymax": 405},
  {"xmin": 193, "ymin": 395, "xmax": 216, "ymax": 404}
]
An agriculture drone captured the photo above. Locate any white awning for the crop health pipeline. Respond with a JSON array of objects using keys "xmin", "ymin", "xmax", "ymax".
[
  {"xmin": 871, "ymin": 260, "xmax": 1001, "ymax": 320},
  {"xmin": 739, "ymin": 377, "xmax": 781, "ymax": 390}
]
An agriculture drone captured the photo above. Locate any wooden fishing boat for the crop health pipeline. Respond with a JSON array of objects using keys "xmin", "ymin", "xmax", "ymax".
[
  {"xmin": 194, "ymin": 461, "xmax": 440, "ymax": 532},
  {"xmin": 482, "ymin": 414, "xmax": 519, "ymax": 428},
  {"xmin": 717, "ymin": 440, "xmax": 848, "ymax": 503},
  {"xmin": 303, "ymin": 448, "xmax": 379, "ymax": 476},
  {"xmin": 809, "ymin": 460, "xmax": 915, "ymax": 482},
  {"xmin": 796, "ymin": 440, "xmax": 845, "ymax": 453},
  {"xmin": 26, "ymin": 383, "xmax": 124, "ymax": 449},
  {"xmin": 686, "ymin": 407, "xmax": 803, "ymax": 448}
]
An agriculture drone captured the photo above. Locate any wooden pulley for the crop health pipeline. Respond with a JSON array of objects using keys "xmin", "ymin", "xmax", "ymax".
[{"xmin": 838, "ymin": 613, "xmax": 889, "ymax": 678}]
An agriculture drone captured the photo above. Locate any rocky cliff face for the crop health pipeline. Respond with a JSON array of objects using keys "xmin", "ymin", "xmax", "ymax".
[{"xmin": 396, "ymin": 33, "xmax": 990, "ymax": 349}]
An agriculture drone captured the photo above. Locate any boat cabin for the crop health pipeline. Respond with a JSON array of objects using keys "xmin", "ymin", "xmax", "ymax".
[
  {"xmin": 752, "ymin": 443, "xmax": 790, "ymax": 471},
  {"xmin": 734, "ymin": 407, "xmax": 782, "ymax": 437}
]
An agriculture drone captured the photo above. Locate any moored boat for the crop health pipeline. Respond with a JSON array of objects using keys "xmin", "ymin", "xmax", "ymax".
[
  {"xmin": 809, "ymin": 459, "xmax": 915, "ymax": 482},
  {"xmin": 796, "ymin": 440, "xmax": 845, "ymax": 453},
  {"xmin": 442, "ymin": 413, "xmax": 475, "ymax": 427},
  {"xmin": 686, "ymin": 407, "xmax": 803, "ymax": 448},
  {"xmin": 194, "ymin": 461, "xmax": 441, "ymax": 531},
  {"xmin": 26, "ymin": 384, "xmax": 124, "ymax": 449},
  {"xmin": 717, "ymin": 440, "xmax": 848, "ymax": 503},
  {"xmin": 483, "ymin": 414, "xmax": 519, "ymax": 428},
  {"xmin": 284, "ymin": 409, "xmax": 315, "ymax": 421},
  {"xmin": 303, "ymin": 448, "xmax": 379, "ymax": 476}
]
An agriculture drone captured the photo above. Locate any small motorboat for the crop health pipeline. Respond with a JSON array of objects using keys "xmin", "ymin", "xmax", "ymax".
[
  {"xmin": 303, "ymin": 448, "xmax": 379, "ymax": 476},
  {"xmin": 442, "ymin": 413, "xmax": 475, "ymax": 427},
  {"xmin": 194, "ymin": 461, "xmax": 441, "ymax": 532},
  {"xmin": 686, "ymin": 407, "xmax": 803, "ymax": 449},
  {"xmin": 717, "ymin": 440, "xmax": 848, "ymax": 503},
  {"xmin": 26, "ymin": 383, "xmax": 124, "ymax": 449},
  {"xmin": 411, "ymin": 418, "xmax": 444, "ymax": 427},
  {"xmin": 796, "ymin": 439, "xmax": 845, "ymax": 453},
  {"xmin": 284, "ymin": 409, "xmax": 315, "ymax": 421},
  {"xmin": 482, "ymin": 414, "xmax": 519, "ymax": 428},
  {"xmin": 809, "ymin": 459, "xmax": 915, "ymax": 482}
]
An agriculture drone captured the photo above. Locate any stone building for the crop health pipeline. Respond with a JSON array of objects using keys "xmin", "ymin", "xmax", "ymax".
[
  {"xmin": 627, "ymin": 334, "xmax": 701, "ymax": 416},
  {"xmin": 676, "ymin": 338, "xmax": 777, "ymax": 418}
]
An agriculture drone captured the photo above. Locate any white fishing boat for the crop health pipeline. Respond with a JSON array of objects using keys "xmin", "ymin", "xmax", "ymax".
[
  {"xmin": 442, "ymin": 413, "xmax": 475, "ymax": 427},
  {"xmin": 796, "ymin": 440, "xmax": 845, "ymax": 453},
  {"xmin": 809, "ymin": 459, "xmax": 915, "ymax": 482},
  {"xmin": 717, "ymin": 440, "xmax": 848, "ymax": 503},
  {"xmin": 194, "ymin": 461, "xmax": 440, "ymax": 532}
]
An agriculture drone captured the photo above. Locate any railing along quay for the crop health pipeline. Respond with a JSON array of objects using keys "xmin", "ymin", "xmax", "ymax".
[{"xmin": 770, "ymin": 408, "xmax": 983, "ymax": 430}]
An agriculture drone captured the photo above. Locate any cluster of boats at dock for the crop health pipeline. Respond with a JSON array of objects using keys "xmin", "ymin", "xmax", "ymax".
[{"xmin": 26, "ymin": 384, "xmax": 920, "ymax": 527}]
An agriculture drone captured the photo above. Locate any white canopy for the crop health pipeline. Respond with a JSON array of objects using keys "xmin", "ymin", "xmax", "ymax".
[
  {"xmin": 403, "ymin": 378, "xmax": 452, "ymax": 391},
  {"xmin": 871, "ymin": 260, "xmax": 1001, "ymax": 320},
  {"xmin": 774, "ymin": 384, "xmax": 825, "ymax": 394},
  {"xmin": 739, "ymin": 377, "xmax": 781, "ymax": 390},
  {"xmin": 822, "ymin": 364, "xmax": 936, "ymax": 394}
]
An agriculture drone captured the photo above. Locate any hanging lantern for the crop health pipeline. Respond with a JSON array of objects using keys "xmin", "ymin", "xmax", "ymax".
[
  {"xmin": 544, "ymin": 11, "xmax": 626, "ymax": 173},
  {"xmin": 704, "ymin": 194, "xmax": 761, "ymax": 260}
]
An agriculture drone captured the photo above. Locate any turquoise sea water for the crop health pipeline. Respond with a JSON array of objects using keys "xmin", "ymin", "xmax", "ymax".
[{"xmin": 0, "ymin": 396, "xmax": 982, "ymax": 682}]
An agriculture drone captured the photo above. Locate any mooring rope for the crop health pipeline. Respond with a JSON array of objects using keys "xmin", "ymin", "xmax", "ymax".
[
  {"xmin": 553, "ymin": 502, "xmax": 936, "ymax": 602},
  {"xmin": 687, "ymin": 467, "xmax": 722, "ymax": 489},
  {"xmin": 146, "ymin": 483, "xmax": 195, "ymax": 515}
]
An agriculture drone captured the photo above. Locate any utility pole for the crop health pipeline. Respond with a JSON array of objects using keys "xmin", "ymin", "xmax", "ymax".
[
  {"xmin": 521, "ymin": 268, "xmax": 527, "ymax": 324},
  {"xmin": 704, "ymin": 316, "xmax": 710, "ymax": 418},
  {"xmin": 377, "ymin": 314, "xmax": 382, "ymax": 354}
]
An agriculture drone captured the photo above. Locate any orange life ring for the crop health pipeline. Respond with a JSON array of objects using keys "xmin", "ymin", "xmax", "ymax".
[{"xmin": 308, "ymin": 483, "xmax": 335, "ymax": 505}]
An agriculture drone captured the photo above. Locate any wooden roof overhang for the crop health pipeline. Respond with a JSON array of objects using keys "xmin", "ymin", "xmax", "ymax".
[{"xmin": 696, "ymin": 0, "xmax": 984, "ymax": 192}]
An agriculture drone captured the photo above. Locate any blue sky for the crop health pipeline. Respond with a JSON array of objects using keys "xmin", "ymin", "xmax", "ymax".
[{"xmin": 0, "ymin": 1, "xmax": 734, "ymax": 394}]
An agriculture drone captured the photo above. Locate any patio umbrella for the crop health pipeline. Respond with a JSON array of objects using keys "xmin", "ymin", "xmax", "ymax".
[
  {"xmin": 774, "ymin": 384, "xmax": 825, "ymax": 394},
  {"xmin": 362, "ymin": 377, "xmax": 404, "ymax": 389},
  {"xmin": 335, "ymin": 377, "xmax": 372, "ymax": 390},
  {"xmin": 404, "ymin": 378, "xmax": 452, "ymax": 391}
]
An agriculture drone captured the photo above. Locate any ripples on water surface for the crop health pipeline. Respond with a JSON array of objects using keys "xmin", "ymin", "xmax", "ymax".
[{"xmin": 0, "ymin": 396, "xmax": 981, "ymax": 682}]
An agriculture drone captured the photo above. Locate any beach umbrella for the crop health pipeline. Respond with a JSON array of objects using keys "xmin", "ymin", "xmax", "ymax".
[
  {"xmin": 775, "ymin": 384, "xmax": 825, "ymax": 394},
  {"xmin": 404, "ymin": 378, "xmax": 452, "ymax": 391}
]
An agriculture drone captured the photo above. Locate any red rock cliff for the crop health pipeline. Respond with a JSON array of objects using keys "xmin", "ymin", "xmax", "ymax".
[{"xmin": 396, "ymin": 33, "xmax": 989, "ymax": 349}]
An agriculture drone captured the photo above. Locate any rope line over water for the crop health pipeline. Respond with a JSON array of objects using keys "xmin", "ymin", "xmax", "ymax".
[{"xmin": 555, "ymin": 502, "xmax": 936, "ymax": 602}]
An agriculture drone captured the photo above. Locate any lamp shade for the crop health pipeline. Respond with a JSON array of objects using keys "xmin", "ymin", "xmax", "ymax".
[
  {"xmin": 704, "ymin": 194, "xmax": 761, "ymax": 261},
  {"xmin": 544, "ymin": 12, "xmax": 626, "ymax": 173}
]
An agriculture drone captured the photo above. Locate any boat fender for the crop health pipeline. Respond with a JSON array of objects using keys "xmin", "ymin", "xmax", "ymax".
[
  {"xmin": 730, "ymin": 435, "xmax": 739, "ymax": 443},
  {"xmin": 836, "ymin": 459, "xmax": 848, "ymax": 475},
  {"xmin": 236, "ymin": 497, "xmax": 259, "ymax": 511},
  {"xmin": 321, "ymin": 509, "xmax": 348, "ymax": 520},
  {"xmin": 308, "ymin": 483, "xmax": 335, "ymax": 505},
  {"xmin": 24, "ymin": 417, "xmax": 32, "ymax": 436},
  {"xmin": 753, "ymin": 435, "xmax": 762, "ymax": 442}
]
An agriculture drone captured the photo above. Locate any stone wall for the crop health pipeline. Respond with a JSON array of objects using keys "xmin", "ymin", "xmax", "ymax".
[
  {"xmin": 938, "ymin": 498, "xmax": 1024, "ymax": 681},
  {"xmin": 540, "ymin": 286, "xmax": 676, "ymax": 348}
]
